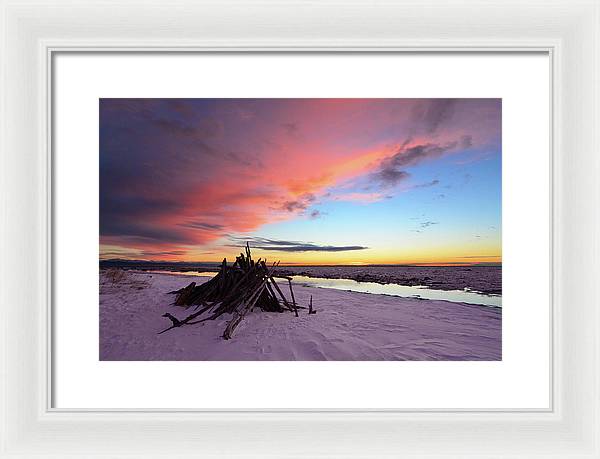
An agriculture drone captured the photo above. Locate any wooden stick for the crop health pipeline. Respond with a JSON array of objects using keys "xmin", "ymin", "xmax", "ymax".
[
  {"xmin": 264, "ymin": 280, "xmax": 280, "ymax": 310},
  {"xmin": 174, "ymin": 282, "xmax": 196, "ymax": 306},
  {"xmin": 268, "ymin": 275, "xmax": 293, "ymax": 311},
  {"xmin": 308, "ymin": 295, "xmax": 316, "ymax": 314},
  {"xmin": 158, "ymin": 299, "xmax": 221, "ymax": 334},
  {"xmin": 223, "ymin": 281, "xmax": 266, "ymax": 339},
  {"xmin": 287, "ymin": 278, "xmax": 299, "ymax": 317}
]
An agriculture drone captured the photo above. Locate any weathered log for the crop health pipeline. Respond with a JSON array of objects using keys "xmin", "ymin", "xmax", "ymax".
[
  {"xmin": 162, "ymin": 313, "xmax": 181, "ymax": 326},
  {"xmin": 174, "ymin": 282, "xmax": 196, "ymax": 306},
  {"xmin": 268, "ymin": 276, "xmax": 293, "ymax": 311},
  {"xmin": 223, "ymin": 281, "xmax": 267, "ymax": 339},
  {"xmin": 157, "ymin": 313, "xmax": 183, "ymax": 334},
  {"xmin": 287, "ymin": 278, "xmax": 298, "ymax": 317}
]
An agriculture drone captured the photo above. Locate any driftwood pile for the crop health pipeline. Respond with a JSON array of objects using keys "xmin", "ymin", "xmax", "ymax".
[{"xmin": 159, "ymin": 243, "xmax": 313, "ymax": 339}]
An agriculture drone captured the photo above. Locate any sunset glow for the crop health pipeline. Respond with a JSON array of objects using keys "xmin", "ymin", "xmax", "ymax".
[{"xmin": 100, "ymin": 98, "xmax": 501, "ymax": 265}]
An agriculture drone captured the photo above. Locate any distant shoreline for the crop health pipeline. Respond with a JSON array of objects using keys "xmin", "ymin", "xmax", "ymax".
[
  {"xmin": 100, "ymin": 261, "xmax": 502, "ymax": 296},
  {"xmin": 99, "ymin": 260, "xmax": 502, "ymax": 268}
]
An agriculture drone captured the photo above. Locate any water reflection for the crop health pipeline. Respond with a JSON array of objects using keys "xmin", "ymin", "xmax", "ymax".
[
  {"xmin": 289, "ymin": 275, "xmax": 501, "ymax": 308},
  {"xmin": 144, "ymin": 270, "xmax": 501, "ymax": 308}
]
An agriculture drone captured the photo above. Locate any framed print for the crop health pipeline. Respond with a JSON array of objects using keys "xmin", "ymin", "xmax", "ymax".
[
  {"xmin": 97, "ymin": 96, "xmax": 503, "ymax": 361},
  {"xmin": 53, "ymin": 53, "xmax": 548, "ymax": 410},
  {"xmin": 1, "ymin": 0, "xmax": 599, "ymax": 458}
]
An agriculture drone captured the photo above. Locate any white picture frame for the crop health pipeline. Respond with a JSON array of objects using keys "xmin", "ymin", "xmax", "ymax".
[{"xmin": 0, "ymin": 0, "xmax": 598, "ymax": 457}]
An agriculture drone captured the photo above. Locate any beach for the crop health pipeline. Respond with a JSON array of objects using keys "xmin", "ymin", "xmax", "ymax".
[{"xmin": 100, "ymin": 270, "xmax": 502, "ymax": 361}]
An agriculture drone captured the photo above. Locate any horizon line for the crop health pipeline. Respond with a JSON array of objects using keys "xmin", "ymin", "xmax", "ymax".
[{"xmin": 99, "ymin": 257, "xmax": 502, "ymax": 267}]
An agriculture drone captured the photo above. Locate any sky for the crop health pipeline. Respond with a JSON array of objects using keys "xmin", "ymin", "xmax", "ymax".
[{"xmin": 99, "ymin": 98, "xmax": 501, "ymax": 265}]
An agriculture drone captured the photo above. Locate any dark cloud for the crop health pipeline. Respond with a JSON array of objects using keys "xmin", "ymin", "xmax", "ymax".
[
  {"xmin": 99, "ymin": 251, "xmax": 140, "ymax": 259},
  {"xmin": 165, "ymin": 99, "xmax": 196, "ymax": 117},
  {"xmin": 370, "ymin": 169, "xmax": 410, "ymax": 187},
  {"xmin": 281, "ymin": 201, "xmax": 307, "ymax": 212},
  {"xmin": 370, "ymin": 141, "xmax": 457, "ymax": 188},
  {"xmin": 179, "ymin": 221, "xmax": 225, "ymax": 231},
  {"xmin": 100, "ymin": 100, "xmax": 221, "ymax": 237},
  {"xmin": 420, "ymin": 221, "xmax": 438, "ymax": 228},
  {"xmin": 152, "ymin": 117, "xmax": 198, "ymax": 137},
  {"xmin": 281, "ymin": 122, "xmax": 298, "ymax": 135},
  {"xmin": 227, "ymin": 236, "xmax": 368, "ymax": 252},
  {"xmin": 414, "ymin": 179, "xmax": 440, "ymax": 189},
  {"xmin": 141, "ymin": 250, "xmax": 188, "ymax": 257},
  {"xmin": 100, "ymin": 195, "xmax": 185, "ymax": 220},
  {"xmin": 391, "ymin": 142, "xmax": 457, "ymax": 168},
  {"xmin": 411, "ymin": 99, "xmax": 456, "ymax": 134},
  {"xmin": 278, "ymin": 193, "xmax": 316, "ymax": 213},
  {"xmin": 460, "ymin": 135, "xmax": 473, "ymax": 149},
  {"xmin": 99, "ymin": 195, "xmax": 208, "ymax": 246},
  {"xmin": 99, "ymin": 99, "xmax": 263, "ymax": 252},
  {"xmin": 102, "ymin": 220, "xmax": 198, "ymax": 245},
  {"xmin": 100, "ymin": 249, "xmax": 191, "ymax": 260},
  {"xmin": 223, "ymin": 150, "xmax": 263, "ymax": 168},
  {"xmin": 259, "ymin": 245, "xmax": 367, "ymax": 252},
  {"xmin": 309, "ymin": 210, "xmax": 323, "ymax": 219},
  {"xmin": 367, "ymin": 101, "xmax": 476, "ymax": 189}
]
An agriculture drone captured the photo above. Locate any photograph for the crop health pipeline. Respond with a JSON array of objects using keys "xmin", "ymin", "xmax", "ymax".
[{"xmin": 99, "ymin": 98, "xmax": 502, "ymax": 361}]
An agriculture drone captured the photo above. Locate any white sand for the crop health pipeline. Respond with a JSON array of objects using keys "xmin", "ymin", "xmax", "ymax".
[{"xmin": 100, "ymin": 271, "xmax": 501, "ymax": 361}]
